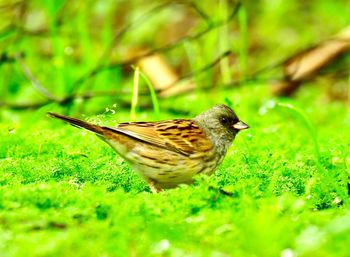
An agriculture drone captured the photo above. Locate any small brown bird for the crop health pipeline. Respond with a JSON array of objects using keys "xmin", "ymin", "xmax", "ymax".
[{"xmin": 48, "ymin": 104, "xmax": 248, "ymax": 192}]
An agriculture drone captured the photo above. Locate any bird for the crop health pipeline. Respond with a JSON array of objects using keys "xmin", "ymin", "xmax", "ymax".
[{"xmin": 48, "ymin": 104, "xmax": 248, "ymax": 193}]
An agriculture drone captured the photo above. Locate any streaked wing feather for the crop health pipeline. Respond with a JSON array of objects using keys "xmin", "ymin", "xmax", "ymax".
[{"xmin": 104, "ymin": 120, "xmax": 212, "ymax": 156}]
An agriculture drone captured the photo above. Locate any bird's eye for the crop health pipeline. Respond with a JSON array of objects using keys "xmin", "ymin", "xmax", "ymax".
[{"xmin": 221, "ymin": 117, "xmax": 228, "ymax": 124}]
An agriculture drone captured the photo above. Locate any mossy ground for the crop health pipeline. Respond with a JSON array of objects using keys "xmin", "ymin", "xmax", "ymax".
[{"xmin": 1, "ymin": 85, "xmax": 349, "ymax": 256}]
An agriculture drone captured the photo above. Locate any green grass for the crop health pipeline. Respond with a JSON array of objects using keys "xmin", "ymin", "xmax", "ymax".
[{"xmin": 1, "ymin": 0, "xmax": 350, "ymax": 256}]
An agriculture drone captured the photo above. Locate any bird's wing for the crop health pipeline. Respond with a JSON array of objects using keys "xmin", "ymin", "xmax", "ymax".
[{"xmin": 105, "ymin": 120, "xmax": 213, "ymax": 156}]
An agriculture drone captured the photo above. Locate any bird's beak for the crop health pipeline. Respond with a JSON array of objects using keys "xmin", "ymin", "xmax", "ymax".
[{"xmin": 232, "ymin": 120, "xmax": 249, "ymax": 130}]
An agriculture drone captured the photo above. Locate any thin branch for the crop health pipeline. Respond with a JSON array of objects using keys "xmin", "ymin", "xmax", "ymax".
[
  {"xmin": 14, "ymin": 52, "xmax": 58, "ymax": 101},
  {"xmin": 0, "ymin": 100, "xmax": 51, "ymax": 110},
  {"xmin": 5, "ymin": 61, "xmax": 348, "ymax": 111},
  {"xmin": 186, "ymin": 1, "xmax": 212, "ymax": 23},
  {"xmin": 165, "ymin": 50, "xmax": 232, "ymax": 89}
]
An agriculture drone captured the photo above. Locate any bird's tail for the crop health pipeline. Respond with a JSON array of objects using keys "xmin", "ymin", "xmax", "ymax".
[{"xmin": 47, "ymin": 112, "xmax": 105, "ymax": 135}]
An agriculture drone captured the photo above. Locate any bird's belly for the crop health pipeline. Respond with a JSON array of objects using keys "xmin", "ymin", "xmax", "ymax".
[
  {"xmin": 106, "ymin": 137, "xmax": 219, "ymax": 188},
  {"xmin": 131, "ymin": 161, "xmax": 217, "ymax": 189}
]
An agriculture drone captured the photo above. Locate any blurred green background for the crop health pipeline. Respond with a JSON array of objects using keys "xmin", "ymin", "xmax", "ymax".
[{"xmin": 0, "ymin": 0, "xmax": 350, "ymax": 256}]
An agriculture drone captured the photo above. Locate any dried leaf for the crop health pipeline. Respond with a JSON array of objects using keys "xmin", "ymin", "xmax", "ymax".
[
  {"xmin": 273, "ymin": 26, "xmax": 350, "ymax": 96},
  {"xmin": 137, "ymin": 53, "xmax": 179, "ymax": 91}
]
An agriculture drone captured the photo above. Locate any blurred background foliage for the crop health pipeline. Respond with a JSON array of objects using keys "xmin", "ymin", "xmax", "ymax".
[{"xmin": 1, "ymin": 0, "xmax": 349, "ymax": 117}]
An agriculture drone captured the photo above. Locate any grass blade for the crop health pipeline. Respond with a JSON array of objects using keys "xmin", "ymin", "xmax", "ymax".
[
  {"xmin": 138, "ymin": 70, "xmax": 160, "ymax": 119},
  {"xmin": 130, "ymin": 66, "xmax": 140, "ymax": 121}
]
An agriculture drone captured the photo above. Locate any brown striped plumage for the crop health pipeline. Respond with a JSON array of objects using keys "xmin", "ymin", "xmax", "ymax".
[{"xmin": 48, "ymin": 104, "xmax": 248, "ymax": 192}]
